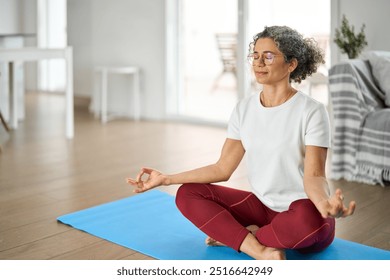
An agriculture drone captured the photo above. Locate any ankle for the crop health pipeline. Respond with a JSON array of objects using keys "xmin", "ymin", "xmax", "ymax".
[{"xmin": 239, "ymin": 233, "xmax": 285, "ymax": 260}]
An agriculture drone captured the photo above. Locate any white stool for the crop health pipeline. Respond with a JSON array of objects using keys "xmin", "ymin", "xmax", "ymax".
[{"xmin": 93, "ymin": 66, "xmax": 140, "ymax": 123}]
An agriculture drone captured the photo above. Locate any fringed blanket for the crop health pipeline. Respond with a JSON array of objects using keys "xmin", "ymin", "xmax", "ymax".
[{"xmin": 329, "ymin": 59, "xmax": 390, "ymax": 186}]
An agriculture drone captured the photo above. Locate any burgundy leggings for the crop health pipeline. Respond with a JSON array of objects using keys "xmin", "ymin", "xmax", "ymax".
[{"xmin": 175, "ymin": 183, "xmax": 335, "ymax": 253}]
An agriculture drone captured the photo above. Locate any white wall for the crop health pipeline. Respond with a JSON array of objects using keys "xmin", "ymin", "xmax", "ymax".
[
  {"xmin": 21, "ymin": 0, "xmax": 37, "ymax": 35},
  {"xmin": 67, "ymin": 0, "xmax": 166, "ymax": 120},
  {"xmin": 331, "ymin": 0, "xmax": 390, "ymax": 65},
  {"xmin": 0, "ymin": 0, "xmax": 36, "ymax": 34},
  {"xmin": 0, "ymin": 0, "xmax": 21, "ymax": 34}
]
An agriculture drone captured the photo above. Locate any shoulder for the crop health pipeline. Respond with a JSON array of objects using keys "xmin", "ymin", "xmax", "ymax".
[
  {"xmin": 237, "ymin": 93, "xmax": 260, "ymax": 108},
  {"xmin": 234, "ymin": 92, "xmax": 258, "ymax": 113},
  {"xmin": 294, "ymin": 92, "xmax": 330, "ymax": 134},
  {"xmin": 238, "ymin": 92, "xmax": 258, "ymax": 106},
  {"xmin": 295, "ymin": 91, "xmax": 327, "ymax": 113}
]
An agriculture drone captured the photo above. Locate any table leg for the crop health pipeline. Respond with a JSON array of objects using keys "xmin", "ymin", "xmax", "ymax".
[
  {"xmin": 65, "ymin": 47, "xmax": 74, "ymax": 139},
  {"xmin": 133, "ymin": 71, "xmax": 140, "ymax": 121},
  {"xmin": 9, "ymin": 62, "xmax": 18, "ymax": 129},
  {"xmin": 101, "ymin": 69, "xmax": 108, "ymax": 123}
]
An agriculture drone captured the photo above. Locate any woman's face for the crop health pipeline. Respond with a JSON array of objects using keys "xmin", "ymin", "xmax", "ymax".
[{"xmin": 251, "ymin": 38, "xmax": 293, "ymax": 86}]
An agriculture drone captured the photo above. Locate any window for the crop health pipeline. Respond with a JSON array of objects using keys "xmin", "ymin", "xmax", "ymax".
[
  {"xmin": 177, "ymin": 0, "xmax": 239, "ymax": 123},
  {"xmin": 166, "ymin": 0, "xmax": 331, "ymax": 124}
]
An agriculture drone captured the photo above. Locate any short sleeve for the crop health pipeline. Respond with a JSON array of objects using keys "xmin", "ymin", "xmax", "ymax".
[
  {"xmin": 304, "ymin": 103, "xmax": 331, "ymax": 148},
  {"xmin": 227, "ymin": 104, "xmax": 241, "ymax": 140}
]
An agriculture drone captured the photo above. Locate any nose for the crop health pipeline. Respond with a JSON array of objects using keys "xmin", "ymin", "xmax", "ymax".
[{"xmin": 253, "ymin": 58, "xmax": 265, "ymax": 67}]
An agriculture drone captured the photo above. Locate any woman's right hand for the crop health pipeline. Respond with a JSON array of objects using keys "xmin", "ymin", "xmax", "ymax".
[{"xmin": 126, "ymin": 167, "xmax": 167, "ymax": 193}]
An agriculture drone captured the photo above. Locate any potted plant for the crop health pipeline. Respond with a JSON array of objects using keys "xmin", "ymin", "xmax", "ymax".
[{"xmin": 334, "ymin": 15, "xmax": 368, "ymax": 59}]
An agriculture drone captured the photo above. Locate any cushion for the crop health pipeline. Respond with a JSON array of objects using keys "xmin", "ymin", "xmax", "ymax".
[{"xmin": 363, "ymin": 51, "xmax": 390, "ymax": 107}]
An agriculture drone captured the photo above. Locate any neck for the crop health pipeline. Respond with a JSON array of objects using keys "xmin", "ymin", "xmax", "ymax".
[{"xmin": 260, "ymin": 86, "xmax": 296, "ymax": 107}]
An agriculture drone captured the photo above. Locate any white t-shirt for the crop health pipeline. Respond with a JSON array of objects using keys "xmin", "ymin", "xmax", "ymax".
[{"xmin": 227, "ymin": 91, "xmax": 331, "ymax": 212}]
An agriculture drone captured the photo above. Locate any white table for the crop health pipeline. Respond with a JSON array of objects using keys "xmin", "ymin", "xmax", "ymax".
[{"xmin": 0, "ymin": 47, "xmax": 74, "ymax": 139}]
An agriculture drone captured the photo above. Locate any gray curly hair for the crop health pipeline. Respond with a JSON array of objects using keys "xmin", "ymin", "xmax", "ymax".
[{"xmin": 249, "ymin": 26, "xmax": 325, "ymax": 83}]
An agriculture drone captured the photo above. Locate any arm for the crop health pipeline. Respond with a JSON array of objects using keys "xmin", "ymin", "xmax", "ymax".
[
  {"xmin": 303, "ymin": 145, "xmax": 356, "ymax": 218},
  {"xmin": 126, "ymin": 138, "xmax": 245, "ymax": 193}
]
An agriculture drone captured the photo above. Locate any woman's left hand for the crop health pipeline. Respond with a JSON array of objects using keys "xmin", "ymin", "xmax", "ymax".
[{"xmin": 316, "ymin": 189, "xmax": 356, "ymax": 219}]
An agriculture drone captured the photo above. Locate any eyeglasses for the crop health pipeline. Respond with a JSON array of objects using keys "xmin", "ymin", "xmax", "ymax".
[{"xmin": 247, "ymin": 52, "xmax": 283, "ymax": 65}]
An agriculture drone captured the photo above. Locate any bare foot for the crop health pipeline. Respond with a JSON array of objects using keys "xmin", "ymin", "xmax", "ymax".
[
  {"xmin": 205, "ymin": 225, "xmax": 260, "ymax": 247},
  {"xmin": 205, "ymin": 236, "xmax": 226, "ymax": 247},
  {"xmin": 246, "ymin": 225, "xmax": 259, "ymax": 235},
  {"xmin": 261, "ymin": 246, "xmax": 286, "ymax": 260},
  {"xmin": 240, "ymin": 233, "xmax": 286, "ymax": 260},
  {"xmin": 244, "ymin": 225, "xmax": 285, "ymax": 260},
  {"xmin": 206, "ymin": 232, "xmax": 285, "ymax": 260}
]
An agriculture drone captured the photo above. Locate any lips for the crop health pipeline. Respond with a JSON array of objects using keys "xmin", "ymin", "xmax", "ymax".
[{"xmin": 255, "ymin": 71, "xmax": 268, "ymax": 77}]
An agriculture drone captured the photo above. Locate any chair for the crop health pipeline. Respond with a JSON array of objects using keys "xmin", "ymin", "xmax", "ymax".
[{"xmin": 211, "ymin": 33, "xmax": 237, "ymax": 91}]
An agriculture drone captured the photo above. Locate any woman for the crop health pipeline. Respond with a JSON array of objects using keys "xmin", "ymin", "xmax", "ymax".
[{"xmin": 127, "ymin": 26, "xmax": 356, "ymax": 260}]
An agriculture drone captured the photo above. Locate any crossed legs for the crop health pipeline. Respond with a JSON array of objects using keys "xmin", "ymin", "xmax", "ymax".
[{"xmin": 175, "ymin": 183, "xmax": 335, "ymax": 260}]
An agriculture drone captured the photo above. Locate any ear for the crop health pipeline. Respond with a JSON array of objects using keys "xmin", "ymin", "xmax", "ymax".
[{"xmin": 288, "ymin": 58, "xmax": 298, "ymax": 73}]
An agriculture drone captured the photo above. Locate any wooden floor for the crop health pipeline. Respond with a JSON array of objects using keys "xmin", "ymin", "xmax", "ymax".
[{"xmin": 0, "ymin": 92, "xmax": 389, "ymax": 260}]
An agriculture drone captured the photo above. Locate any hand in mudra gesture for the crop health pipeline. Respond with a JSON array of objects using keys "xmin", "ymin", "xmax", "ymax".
[
  {"xmin": 126, "ymin": 167, "xmax": 166, "ymax": 193},
  {"xmin": 316, "ymin": 189, "xmax": 356, "ymax": 219}
]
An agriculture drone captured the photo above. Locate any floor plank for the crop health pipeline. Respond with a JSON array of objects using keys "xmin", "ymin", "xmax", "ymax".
[{"xmin": 50, "ymin": 240, "xmax": 139, "ymax": 260}]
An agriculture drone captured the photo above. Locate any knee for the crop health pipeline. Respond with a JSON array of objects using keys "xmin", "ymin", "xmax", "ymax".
[
  {"xmin": 290, "ymin": 199, "xmax": 326, "ymax": 229},
  {"xmin": 175, "ymin": 183, "xmax": 208, "ymax": 213},
  {"xmin": 290, "ymin": 199, "xmax": 318, "ymax": 214},
  {"xmin": 175, "ymin": 183, "xmax": 198, "ymax": 202}
]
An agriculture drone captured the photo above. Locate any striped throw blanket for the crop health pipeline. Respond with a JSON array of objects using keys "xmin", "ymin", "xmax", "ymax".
[{"xmin": 329, "ymin": 59, "xmax": 390, "ymax": 186}]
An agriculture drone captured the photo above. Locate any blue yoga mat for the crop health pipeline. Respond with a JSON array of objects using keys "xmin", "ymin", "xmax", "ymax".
[{"xmin": 57, "ymin": 190, "xmax": 390, "ymax": 260}]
